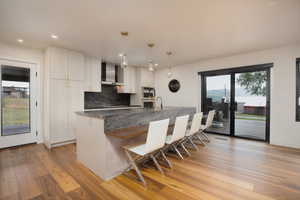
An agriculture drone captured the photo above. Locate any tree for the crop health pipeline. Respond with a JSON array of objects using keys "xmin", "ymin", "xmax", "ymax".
[{"xmin": 236, "ymin": 71, "xmax": 267, "ymax": 96}]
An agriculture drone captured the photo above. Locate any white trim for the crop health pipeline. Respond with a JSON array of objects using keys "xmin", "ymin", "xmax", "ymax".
[
  {"xmin": 50, "ymin": 139, "xmax": 76, "ymax": 148},
  {"xmin": 0, "ymin": 58, "xmax": 42, "ymax": 148}
]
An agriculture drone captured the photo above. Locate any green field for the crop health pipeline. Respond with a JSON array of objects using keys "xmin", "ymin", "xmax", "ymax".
[{"xmin": 2, "ymin": 97, "xmax": 30, "ymax": 126}]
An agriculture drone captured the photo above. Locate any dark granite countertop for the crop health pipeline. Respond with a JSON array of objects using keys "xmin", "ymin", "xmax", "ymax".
[{"xmin": 76, "ymin": 107, "xmax": 196, "ymax": 132}]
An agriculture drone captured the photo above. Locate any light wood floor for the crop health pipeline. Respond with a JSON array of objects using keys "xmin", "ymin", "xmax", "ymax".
[{"xmin": 1, "ymin": 135, "xmax": 300, "ymax": 200}]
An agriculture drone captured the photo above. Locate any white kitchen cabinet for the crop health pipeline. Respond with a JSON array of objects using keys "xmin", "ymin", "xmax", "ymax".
[
  {"xmin": 130, "ymin": 67, "xmax": 155, "ymax": 106},
  {"xmin": 49, "ymin": 80, "xmax": 70, "ymax": 144},
  {"xmin": 68, "ymin": 51, "xmax": 85, "ymax": 81},
  {"xmin": 44, "ymin": 47, "xmax": 85, "ymax": 148},
  {"xmin": 49, "ymin": 47, "xmax": 69, "ymax": 80},
  {"xmin": 48, "ymin": 79, "xmax": 84, "ymax": 145},
  {"xmin": 119, "ymin": 66, "xmax": 136, "ymax": 93},
  {"xmin": 85, "ymin": 57, "xmax": 101, "ymax": 92},
  {"xmin": 48, "ymin": 47, "xmax": 84, "ymax": 81},
  {"xmin": 140, "ymin": 68, "xmax": 154, "ymax": 88},
  {"xmin": 68, "ymin": 81, "xmax": 84, "ymax": 140}
]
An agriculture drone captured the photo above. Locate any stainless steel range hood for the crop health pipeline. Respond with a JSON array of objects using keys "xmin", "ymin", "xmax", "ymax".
[{"xmin": 101, "ymin": 62, "xmax": 124, "ymax": 85}]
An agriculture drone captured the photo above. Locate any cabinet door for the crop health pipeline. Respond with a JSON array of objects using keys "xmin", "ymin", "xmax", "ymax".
[
  {"xmin": 68, "ymin": 81, "xmax": 84, "ymax": 141},
  {"xmin": 50, "ymin": 80, "xmax": 69, "ymax": 143},
  {"xmin": 68, "ymin": 51, "xmax": 85, "ymax": 81},
  {"xmin": 85, "ymin": 57, "xmax": 101, "ymax": 92},
  {"xmin": 129, "ymin": 66, "xmax": 136, "ymax": 93},
  {"xmin": 122, "ymin": 67, "xmax": 131, "ymax": 93},
  {"xmin": 141, "ymin": 69, "xmax": 154, "ymax": 87},
  {"xmin": 50, "ymin": 48, "xmax": 68, "ymax": 80}
]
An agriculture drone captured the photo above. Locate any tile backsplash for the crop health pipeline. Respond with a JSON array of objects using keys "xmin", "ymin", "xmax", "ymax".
[{"xmin": 84, "ymin": 85, "xmax": 130, "ymax": 109}]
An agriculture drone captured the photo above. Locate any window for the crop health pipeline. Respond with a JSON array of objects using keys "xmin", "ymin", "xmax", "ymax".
[{"xmin": 297, "ymin": 59, "xmax": 300, "ymax": 121}]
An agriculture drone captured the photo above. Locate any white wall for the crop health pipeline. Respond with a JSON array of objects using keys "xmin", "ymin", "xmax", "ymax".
[
  {"xmin": 155, "ymin": 44, "xmax": 300, "ymax": 149},
  {"xmin": 0, "ymin": 42, "xmax": 44, "ymax": 143}
]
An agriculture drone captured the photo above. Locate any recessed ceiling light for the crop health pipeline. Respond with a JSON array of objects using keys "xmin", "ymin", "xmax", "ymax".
[
  {"xmin": 17, "ymin": 39, "xmax": 24, "ymax": 43},
  {"xmin": 154, "ymin": 63, "xmax": 159, "ymax": 67},
  {"xmin": 51, "ymin": 34, "xmax": 58, "ymax": 39}
]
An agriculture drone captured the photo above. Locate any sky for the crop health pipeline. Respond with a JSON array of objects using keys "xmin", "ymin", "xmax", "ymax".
[{"xmin": 206, "ymin": 75, "xmax": 231, "ymax": 90}]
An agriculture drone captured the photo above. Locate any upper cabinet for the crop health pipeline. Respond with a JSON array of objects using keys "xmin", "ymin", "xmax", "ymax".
[
  {"xmin": 85, "ymin": 57, "xmax": 102, "ymax": 92},
  {"xmin": 48, "ymin": 47, "xmax": 84, "ymax": 81},
  {"xmin": 121, "ymin": 66, "xmax": 136, "ymax": 93},
  {"xmin": 139, "ymin": 68, "xmax": 155, "ymax": 88},
  {"xmin": 68, "ymin": 51, "xmax": 85, "ymax": 81},
  {"xmin": 49, "ymin": 47, "xmax": 69, "ymax": 80}
]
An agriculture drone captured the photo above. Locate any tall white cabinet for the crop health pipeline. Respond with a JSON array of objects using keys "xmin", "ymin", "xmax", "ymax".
[
  {"xmin": 130, "ymin": 68, "xmax": 155, "ymax": 105},
  {"xmin": 85, "ymin": 57, "xmax": 102, "ymax": 92},
  {"xmin": 44, "ymin": 47, "xmax": 86, "ymax": 148}
]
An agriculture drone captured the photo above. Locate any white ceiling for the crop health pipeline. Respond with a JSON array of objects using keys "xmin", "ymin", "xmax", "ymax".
[{"xmin": 0, "ymin": 0, "xmax": 300, "ymax": 68}]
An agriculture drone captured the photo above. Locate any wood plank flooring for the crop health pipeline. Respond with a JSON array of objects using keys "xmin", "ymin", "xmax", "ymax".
[{"xmin": 1, "ymin": 135, "xmax": 300, "ymax": 199}]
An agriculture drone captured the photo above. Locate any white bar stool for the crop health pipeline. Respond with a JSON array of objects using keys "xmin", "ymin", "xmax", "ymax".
[
  {"xmin": 123, "ymin": 118, "xmax": 170, "ymax": 186},
  {"xmin": 165, "ymin": 115, "xmax": 190, "ymax": 160},
  {"xmin": 183, "ymin": 112, "xmax": 203, "ymax": 151},
  {"xmin": 199, "ymin": 110, "xmax": 216, "ymax": 142}
]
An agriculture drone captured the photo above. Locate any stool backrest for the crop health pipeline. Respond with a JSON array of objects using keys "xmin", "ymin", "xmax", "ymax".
[
  {"xmin": 204, "ymin": 110, "xmax": 215, "ymax": 129},
  {"xmin": 189, "ymin": 112, "xmax": 203, "ymax": 135},
  {"xmin": 145, "ymin": 118, "xmax": 170, "ymax": 153},
  {"xmin": 170, "ymin": 115, "xmax": 189, "ymax": 143}
]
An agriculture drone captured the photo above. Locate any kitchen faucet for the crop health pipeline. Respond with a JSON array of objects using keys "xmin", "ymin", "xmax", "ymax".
[{"xmin": 156, "ymin": 96, "xmax": 163, "ymax": 110}]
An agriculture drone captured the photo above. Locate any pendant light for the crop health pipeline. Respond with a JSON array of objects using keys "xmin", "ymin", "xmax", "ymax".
[
  {"xmin": 119, "ymin": 32, "xmax": 129, "ymax": 68},
  {"xmin": 166, "ymin": 51, "xmax": 173, "ymax": 78},
  {"xmin": 147, "ymin": 43, "xmax": 158, "ymax": 72}
]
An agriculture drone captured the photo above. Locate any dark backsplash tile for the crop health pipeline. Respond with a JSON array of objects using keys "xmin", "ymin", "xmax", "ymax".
[{"xmin": 84, "ymin": 85, "xmax": 130, "ymax": 109}]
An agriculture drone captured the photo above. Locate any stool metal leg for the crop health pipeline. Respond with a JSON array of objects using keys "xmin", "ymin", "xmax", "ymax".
[
  {"xmin": 124, "ymin": 150, "xmax": 147, "ymax": 186},
  {"xmin": 188, "ymin": 136, "xmax": 199, "ymax": 151},
  {"xmin": 195, "ymin": 134, "xmax": 205, "ymax": 145},
  {"xmin": 150, "ymin": 154, "xmax": 164, "ymax": 175},
  {"xmin": 160, "ymin": 149, "xmax": 172, "ymax": 169},
  {"xmin": 201, "ymin": 131, "xmax": 210, "ymax": 142},
  {"xmin": 172, "ymin": 144, "xmax": 184, "ymax": 160},
  {"xmin": 181, "ymin": 142, "xmax": 191, "ymax": 156}
]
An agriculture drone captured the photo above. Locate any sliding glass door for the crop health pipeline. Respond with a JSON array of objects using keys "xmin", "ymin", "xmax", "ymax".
[
  {"xmin": 234, "ymin": 71, "xmax": 268, "ymax": 140},
  {"xmin": 202, "ymin": 74, "xmax": 231, "ymax": 135},
  {"xmin": 201, "ymin": 64, "xmax": 271, "ymax": 142}
]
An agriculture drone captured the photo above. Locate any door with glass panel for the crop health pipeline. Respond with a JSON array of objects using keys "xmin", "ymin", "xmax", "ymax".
[
  {"xmin": 234, "ymin": 71, "xmax": 268, "ymax": 140},
  {"xmin": 201, "ymin": 64, "xmax": 271, "ymax": 142},
  {"xmin": 0, "ymin": 60, "xmax": 37, "ymax": 149},
  {"xmin": 202, "ymin": 74, "xmax": 231, "ymax": 135}
]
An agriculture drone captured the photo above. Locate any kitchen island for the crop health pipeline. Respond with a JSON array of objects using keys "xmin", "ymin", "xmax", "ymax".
[{"xmin": 75, "ymin": 107, "xmax": 196, "ymax": 180}]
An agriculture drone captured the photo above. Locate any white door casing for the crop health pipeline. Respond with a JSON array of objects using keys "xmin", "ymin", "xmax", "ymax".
[{"xmin": 0, "ymin": 59, "xmax": 38, "ymax": 149}]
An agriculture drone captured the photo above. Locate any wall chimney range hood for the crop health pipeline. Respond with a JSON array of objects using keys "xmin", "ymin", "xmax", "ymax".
[{"xmin": 101, "ymin": 62, "xmax": 124, "ymax": 85}]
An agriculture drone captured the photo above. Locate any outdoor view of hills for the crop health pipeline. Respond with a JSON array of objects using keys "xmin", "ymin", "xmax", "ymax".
[{"xmin": 207, "ymin": 88, "xmax": 249, "ymax": 102}]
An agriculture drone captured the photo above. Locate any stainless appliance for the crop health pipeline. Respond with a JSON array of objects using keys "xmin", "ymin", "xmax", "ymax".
[
  {"xmin": 101, "ymin": 62, "xmax": 123, "ymax": 85},
  {"xmin": 142, "ymin": 87, "xmax": 156, "ymax": 108}
]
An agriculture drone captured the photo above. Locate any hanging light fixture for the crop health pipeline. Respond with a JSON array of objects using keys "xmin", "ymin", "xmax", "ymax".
[
  {"xmin": 119, "ymin": 32, "xmax": 129, "ymax": 68},
  {"xmin": 147, "ymin": 43, "xmax": 158, "ymax": 72},
  {"xmin": 119, "ymin": 53, "xmax": 128, "ymax": 68},
  {"xmin": 166, "ymin": 51, "xmax": 173, "ymax": 78}
]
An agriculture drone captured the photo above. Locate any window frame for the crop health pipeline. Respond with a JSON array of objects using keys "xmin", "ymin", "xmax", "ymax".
[{"xmin": 296, "ymin": 58, "xmax": 300, "ymax": 122}]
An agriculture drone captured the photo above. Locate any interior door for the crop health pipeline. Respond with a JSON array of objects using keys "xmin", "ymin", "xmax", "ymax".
[{"xmin": 0, "ymin": 60, "xmax": 37, "ymax": 149}]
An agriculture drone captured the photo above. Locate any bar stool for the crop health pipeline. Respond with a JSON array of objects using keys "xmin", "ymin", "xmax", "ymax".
[
  {"xmin": 183, "ymin": 112, "xmax": 203, "ymax": 151},
  {"xmin": 165, "ymin": 115, "xmax": 190, "ymax": 160},
  {"xmin": 199, "ymin": 110, "xmax": 215, "ymax": 142},
  {"xmin": 123, "ymin": 118, "xmax": 170, "ymax": 186}
]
